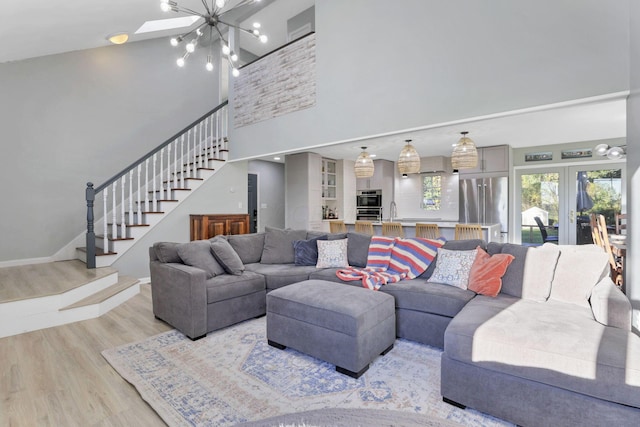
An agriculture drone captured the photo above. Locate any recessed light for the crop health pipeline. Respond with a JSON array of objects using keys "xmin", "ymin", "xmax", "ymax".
[
  {"xmin": 107, "ymin": 33, "xmax": 129, "ymax": 45},
  {"xmin": 370, "ymin": 154, "xmax": 377, "ymax": 158},
  {"xmin": 135, "ymin": 16, "xmax": 201, "ymax": 34},
  {"xmin": 273, "ymin": 156, "xmax": 281, "ymax": 161}
]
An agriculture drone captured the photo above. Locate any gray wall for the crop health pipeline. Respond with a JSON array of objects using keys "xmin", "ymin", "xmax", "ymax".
[
  {"xmin": 0, "ymin": 37, "xmax": 220, "ymax": 262},
  {"xmin": 248, "ymin": 160, "xmax": 285, "ymax": 231},
  {"xmin": 628, "ymin": 1, "xmax": 639, "ymax": 333},
  {"xmin": 113, "ymin": 162, "xmax": 248, "ymax": 278},
  {"xmin": 230, "ymin": 0, "xmax": 629, "ymax": 160}
]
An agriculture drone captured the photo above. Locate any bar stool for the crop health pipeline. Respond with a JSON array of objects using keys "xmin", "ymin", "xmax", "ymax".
[
  {"xmin": 354, "ymin": 221, "xmax": 374, "ymax": 235},
  {"xmin": 415, "ymin": 223, "xmax": 440, "ymax": 239},
  {"xmin": 381, "ymin": 222, "xmax": 404, "ymax": 238},
  {"xmin": 454, "ymin": 224, "xmax": 483, "ymax": 240},
  {"xmin": 329, "ymin": 220, "xmax": 347, "ymax": 233}
]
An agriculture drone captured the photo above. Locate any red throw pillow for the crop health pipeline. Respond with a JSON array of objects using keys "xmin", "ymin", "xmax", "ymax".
[{"xmin": 468, "ymin": 246, "xmax": 515, "ymax": 297}]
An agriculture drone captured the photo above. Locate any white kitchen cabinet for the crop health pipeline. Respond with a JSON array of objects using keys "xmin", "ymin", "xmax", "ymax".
[{"xmin": 459, "ymin": 145, "xmax": 509, "ymax": 174}]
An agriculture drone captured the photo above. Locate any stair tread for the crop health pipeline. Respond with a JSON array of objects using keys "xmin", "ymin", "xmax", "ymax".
[
  {"xmin": 77, "ymin": 247, "xmax": 118, "ymax": 256},
  {"xmin": 60, "ymin": 276, "xmax": 139, "ymax": 310},
  {"xmin": 96, "ymin": 235, "xmax": 135, "ymax": 241},
  {"xmin": 125, "ymin": 211, "xmax": 165, "ymax": 215}
]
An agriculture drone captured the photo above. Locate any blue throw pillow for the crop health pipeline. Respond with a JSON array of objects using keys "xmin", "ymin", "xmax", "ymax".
[{"xmin": 293, "ymin": 235, "xmax": 328, "ymax": 266}]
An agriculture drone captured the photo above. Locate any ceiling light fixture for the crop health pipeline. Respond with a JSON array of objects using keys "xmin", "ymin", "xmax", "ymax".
[
  {"xmin": 354, "ymin": 147, "xmax": 375, "ymax": 178},
  {"xmin": 397, "ymin": 139, "xmax": 421, "ymax": 175},
  {"xmin": 594, "ymin": 143, "xmax": 626, "ymax": 160},
  {"xmin": 451, "ymin": 131, "xmax": 478, "ymax": 169},
  {"xmin": 107, "ymin": 33, "xmax": 129, "ymax": 45},
  {"xmin": 160, "ymin": 0, "xmax": 268, "ymax": 75}
]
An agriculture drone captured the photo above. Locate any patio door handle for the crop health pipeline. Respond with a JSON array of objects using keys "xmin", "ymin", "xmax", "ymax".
[{"xmin": 570, "ymin": 210, "xmax": 574, "ymax": 224}]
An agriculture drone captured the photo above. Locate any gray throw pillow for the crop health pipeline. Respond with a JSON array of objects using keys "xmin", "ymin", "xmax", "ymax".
[
  {"xmin": 293, "ymin": 235, "xmax": 328, "ymax": 266},
  {"xmin": 261, "ymin": 227, "xmax": 308, "ymax": 264},
  {"xmin": 177, "ymin": 240, "xmax": 225, "ymax": 279},
  {"xmin": 153, "ymin": 242, "xmax": 182, "ymax": 263},
  {"xmin": 210, "ymin": 236, "xmax": 245, "ymax": 275},
  {"xmin": 496, "ymin": 243, "xmax": 530, "ymax": 298},
  {"xmin": 227, "ymin": 232, "xmax": 265, "ymax": 264},
  {"xmin": 346, "ymin": 232, "xmax": 372, "ymax": 267}
]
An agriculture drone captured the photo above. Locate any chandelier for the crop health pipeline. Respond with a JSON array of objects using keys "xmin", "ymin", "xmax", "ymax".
[
  {"xmin": 397, "ymin": 139, "xmax": 421, "ymax": 176},
  {"xmin": 160, "ymin": 0, "xmax": 268, "ymax": 75},
  {"xmin": 451, "ymin": 131, "xmax": 478, "ymax": 169}
]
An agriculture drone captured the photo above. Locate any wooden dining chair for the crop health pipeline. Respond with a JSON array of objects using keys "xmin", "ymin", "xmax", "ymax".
[
  {"xmin": 589, "ymin": 213, "xmax": 603, "ymax": 247},
  {"xmin": 329, "ymin": 220, "xmax": 347, "ymax": 234},
  {"xmin": 596, "ymin": 214, "xmax": 623, "ymax": 287},
  {"xmin": 415, "ymin": 223, "xmax": 440, "ymax": 239},
  {"xmin": 354, "ymin": 220, "xmax": 374, "ymax": 235},
  {"xmin": 381, "ymin": 222, "xmax": 404, "ymax": 238},
  {"xmin": 615, "ymin": 213, "xmax": 627, "ymax": 235},
  {"xmin": 454, "ymin": 224, "xmax": 483, "ymax": 240}
]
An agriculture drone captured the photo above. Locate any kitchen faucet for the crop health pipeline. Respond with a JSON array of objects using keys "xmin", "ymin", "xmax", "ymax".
[{"xmin": 390, "ymin": 201, "xmax": 398, "ymax": 222}]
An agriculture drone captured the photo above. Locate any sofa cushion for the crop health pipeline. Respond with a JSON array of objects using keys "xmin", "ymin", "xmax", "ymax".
[
  {"xmin": 210, "ymin": 236, "xmax": 245, "ymax": 275},
  {"xmin": 244, "ymin": 263, "xmax": 319, "ymax": 291},
  {"xmin": 445, "ymin": 295, "xmax": 640, "ymax": 408},
  {"xmin": 467, "ymin": 246, "xmax": 515, "ymax": 297},
  {"xmin": 177, "ymin": 240, "xmax": 225, "ymax": 279},
  {"xmin": 153, "ymin": 242, "xmax": 182, "ymax": 264},
  {"xmin": 346, "ymin": 232, "xmax": 372, "ymax": 267},
  {"xmin": 205, "ymin": 271, "xmax": 265, "ymax": 304},
  {"xmin": 419, "ymin": 239, "xmax": 486, "ymax": 280},
  {"xmin": 427, "ymin": 248, "xmax": 478, "ymax": 289},
  {"xmin": 227, "ymin": 233, "xmax": 265, "ymax": 264},
  {"xmin": 516, "ymin": 243, "xmax": 561, "ymax": 301},
  {"xmin": 261, "ymin": 227, "xmax": 308, "ymax": 264},
  {"xmin": 293, "ymin": 235, "xmax": 327, "ymax": 266},
  {"xmin": 549, "ymin": 244, "xmax": 609, "ymax": 308},
  {"xmin": 487, "ymin": 242, "xmax": 529, "ymax": 298},
  {"xmin": 316, "ymin": 238, "xmax": 349, "ymax": 268},
  {"xmin": 590, "ymin": 276, "xmax": 632, "ymax": 330},
  {"xmin": 381, "ymin": 279, "xmax": 476, "ymax": 318}
]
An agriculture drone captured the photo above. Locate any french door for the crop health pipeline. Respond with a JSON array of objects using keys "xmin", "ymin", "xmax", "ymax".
[{"xmin": 515, "ymin": 163, "xmax": 624, "ymax": 245}]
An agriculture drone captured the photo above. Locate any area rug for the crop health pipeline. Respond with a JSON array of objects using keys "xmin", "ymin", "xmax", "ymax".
[{"xmin": 102, "ymin": 318, "xmax": 513, "ymax": 427}]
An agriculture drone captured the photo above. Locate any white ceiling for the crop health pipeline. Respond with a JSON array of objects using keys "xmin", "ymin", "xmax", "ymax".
[
  {"xmin": 0, "ymin": 1, "xmax": 627, "ymax": 162},
  {"xmin": 0, "ymin": 0, "xmax": 314, "ymax": 64}
]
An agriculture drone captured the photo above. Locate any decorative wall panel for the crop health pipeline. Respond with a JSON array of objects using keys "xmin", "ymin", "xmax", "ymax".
[{"xmin": 233, "ymin": 33, "xmax": 316, "ymax": 128}]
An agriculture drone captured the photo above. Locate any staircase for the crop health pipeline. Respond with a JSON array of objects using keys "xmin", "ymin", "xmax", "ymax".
[{"xmin": 0, "ymin": 101, "xmax": 230, "ymax": 338}]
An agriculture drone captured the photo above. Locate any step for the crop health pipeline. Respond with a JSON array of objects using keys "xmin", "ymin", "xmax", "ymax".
[{"xmin": 61, "ymin": 276, "xmax": 139, "ymax": 310}]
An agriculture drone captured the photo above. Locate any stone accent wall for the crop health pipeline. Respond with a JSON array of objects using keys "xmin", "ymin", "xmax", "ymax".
[{"xmin": 233, "ymin": 33, "xmax": 316, "ymax": 128}]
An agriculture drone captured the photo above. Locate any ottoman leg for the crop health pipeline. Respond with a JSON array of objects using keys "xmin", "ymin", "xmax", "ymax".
[
  {"xmin": 336, "ymin": 364, "xmax": 369, "ymax": 379},
  {"xmin": 268, "ymin": 340, "xmax": 286, "ymax": 350}
]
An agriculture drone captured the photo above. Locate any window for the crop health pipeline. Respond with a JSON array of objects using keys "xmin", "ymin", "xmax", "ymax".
[{"xmin": 422, "ymin": 174, "xmax": 442, "ymax": 210}]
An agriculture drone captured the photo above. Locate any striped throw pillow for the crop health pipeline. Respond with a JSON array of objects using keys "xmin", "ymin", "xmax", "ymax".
[
  {"xmin": 365, "ymin": 236, "xmax": 397, "ymax": 270},
  {"xmin": 388, "ymin": 237, "xmax": 446, "ymax": 279}
]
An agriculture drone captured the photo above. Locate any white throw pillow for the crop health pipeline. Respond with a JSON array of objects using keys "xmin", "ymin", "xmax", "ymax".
[
  {"xmin": 427, "ymin": 248, "xmax": 478, "ymax": 289},
  {"xmin": 316, "ymin": 238, "xmax": 349, "ymax": 268}
]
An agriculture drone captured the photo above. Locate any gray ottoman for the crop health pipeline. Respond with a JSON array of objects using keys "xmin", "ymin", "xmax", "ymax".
[{"xmin": 267, "ymin": 279, "xmax": 396, "ymax": 378}]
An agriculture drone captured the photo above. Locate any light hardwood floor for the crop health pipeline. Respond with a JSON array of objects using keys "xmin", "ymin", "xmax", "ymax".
[{"xmin": 0, "ymin": 284, "xmax": 172, "ymax": 426}]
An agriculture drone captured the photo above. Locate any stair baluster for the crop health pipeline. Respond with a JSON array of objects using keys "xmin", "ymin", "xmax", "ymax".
[
  {"xmin": 128, "ymin": 170, "xmax": 133, "ymax": 225},
  {"xmin": 103, "ymin": 187, "xmax": 108, "ymax": 252},
  {"xmin": 120, "ymin": 176, "xmax": 126, "ymax": 239}
]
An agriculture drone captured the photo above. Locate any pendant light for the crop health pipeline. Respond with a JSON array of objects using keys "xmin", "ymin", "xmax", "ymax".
[
  {"xmin": 451, "ymin": 131, "xmax": 478, "ymax": 169},
  {"xmin": 397, "ymin": 139, "xmax": 421, "ymax": 175},
  {"xmin": 354, "ymin": 147, "xmax": 374, "ymax": 178}
]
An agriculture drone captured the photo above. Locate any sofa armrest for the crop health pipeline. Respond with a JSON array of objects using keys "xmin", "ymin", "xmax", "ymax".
[
  {"xmin": 590, "ymin": 277, "xmax": 632, "ymax": 330},
  {"xmin": 150, "ymin": 260, "xmax": 209, "ymax": 339}
]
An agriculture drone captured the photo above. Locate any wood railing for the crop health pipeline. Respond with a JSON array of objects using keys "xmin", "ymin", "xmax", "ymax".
[{"xmin": 84, "ymin": 101, "xmax": 229, "ymax": 268}]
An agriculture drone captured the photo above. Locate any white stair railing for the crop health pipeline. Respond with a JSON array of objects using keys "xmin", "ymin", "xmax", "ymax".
[{"xmin": 84, "ymin": 101, "xmax": 228, "ymax": 268}]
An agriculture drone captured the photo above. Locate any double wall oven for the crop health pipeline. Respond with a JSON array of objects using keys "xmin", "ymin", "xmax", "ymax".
[{"xmin": 356, "ymin": 190, "xmax": 383, "ymax": 221}]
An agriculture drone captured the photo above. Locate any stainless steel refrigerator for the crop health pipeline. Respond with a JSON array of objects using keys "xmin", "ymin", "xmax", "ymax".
[{"xmin": 459, "ymin": 176, "xmax": 509, "ymax": 237}]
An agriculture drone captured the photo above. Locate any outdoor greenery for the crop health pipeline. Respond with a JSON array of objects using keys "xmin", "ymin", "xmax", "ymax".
[
  {"xmin": 521, "ymin": 173, "xmax": 559, "ymax": 225},
  {"xmin": 422, "ymin": 175, "xmax": 441, "ymax": 211}
]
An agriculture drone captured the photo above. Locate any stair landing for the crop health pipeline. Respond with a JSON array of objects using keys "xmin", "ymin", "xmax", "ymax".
[{"xmin": 0, "ymin": 260, "xmax": 139, "ymax": 338}]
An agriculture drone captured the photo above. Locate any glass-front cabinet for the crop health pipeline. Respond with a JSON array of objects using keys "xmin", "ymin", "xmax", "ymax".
[{"xmin": 322, "ymin": 158, "xmax": 338, "ymax": 219}]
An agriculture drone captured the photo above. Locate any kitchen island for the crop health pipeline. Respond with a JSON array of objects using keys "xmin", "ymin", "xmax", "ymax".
[{"xmin": 344, "ymin": 220, "xmax": 502, "ymax": 243}]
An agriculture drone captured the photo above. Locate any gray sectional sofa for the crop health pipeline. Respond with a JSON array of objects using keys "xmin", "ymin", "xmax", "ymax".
[{"xmin": 149, "ymin": 227, "xmax": 640, "ymax": 426}]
